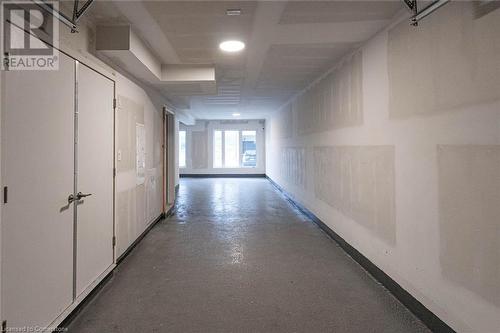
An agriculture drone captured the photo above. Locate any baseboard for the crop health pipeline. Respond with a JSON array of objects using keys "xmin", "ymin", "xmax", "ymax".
[
  {"xmin": 180, "ymin": 173, "xmax": 266, "ymax": 178},
  {"xmin": 116, "ymin": 213, "xmax": 165, "ymax": 264},
  {"xmin": 56, "ymin": 265, "xmax": 115, "ymax": 330},
  {"xmin": 165, "ymin": 199, "xmax": 176, "ymax": 218},
  {"xmin": 265, "ymin": 176, "xmax": 455, "ymax": 333}
]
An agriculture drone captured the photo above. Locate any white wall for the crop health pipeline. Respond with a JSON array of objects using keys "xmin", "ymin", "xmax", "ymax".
[
  {"xmin": 180, "ymin": 119, "xmax": 266, "ymax": 175},
  {"xmin": 266, "ymin": 3, "xmax": 500, "ymax": 333},
  {"xmin": 113, "ymin": 75, "xmax": 166, "ymax": 257}
]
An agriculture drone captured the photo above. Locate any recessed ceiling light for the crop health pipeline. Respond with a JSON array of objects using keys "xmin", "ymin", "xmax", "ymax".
[
  {"xmin": 219, "ymin": 40, "xmax": 245, "ymax": 53},
  {"xmin": 226, "ymin": 9, "xmax": 241, "ymax": 16},
  {"xmin": 232, "ymin": 113, "xmax": 241, "ymax": 117}
]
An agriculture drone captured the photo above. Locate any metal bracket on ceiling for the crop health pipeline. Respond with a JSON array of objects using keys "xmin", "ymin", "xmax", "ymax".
[
  {"xmin": 402, "ymin": 0, "xmax": 450, "ymax": 26},
  {"xmin": 403, "ymin": 0, "xmax": 418, "ymax": 18},
  {"xmin": 71, "ymin": 0, "xmax": 94, "ymax": 31},
  {"xmin": 32, "ymin": 0, "xmax": 95, "ymax": 33}
]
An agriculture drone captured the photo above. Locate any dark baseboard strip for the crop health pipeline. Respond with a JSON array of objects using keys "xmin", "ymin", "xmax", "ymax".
[
  {"xmin": 166, "ymin": 190, "xmax": 178, "ymax": 218},
  {"xmin": 180, "ymin": 173, "xmax": 266, "ymax": 178},
  {"xmin": 266, "ymin": 176, "xmax": 455, "ymax": 333},
  {"xmin": 117, "ymin": 212, "xmax": 167, "ymax": 264},
  {"xmin": 58, "ymin": 269, "xmax": 114, "ymax": 330}
]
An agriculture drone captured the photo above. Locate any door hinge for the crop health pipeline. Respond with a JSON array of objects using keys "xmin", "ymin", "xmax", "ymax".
[
  {"xmin": 3, "ymin": 186, "xmax": 7, "ymax": 204},
  {"xmin": 112, "ymin": 236, "xmax": 116, "ymax": 247},
  {"xmin": 113, "ymin": 98, "xmax": 117, "ymax": 109},
  {"xmin": 2, "ymin": 320, "xmax": 6, "ymax": 333}
]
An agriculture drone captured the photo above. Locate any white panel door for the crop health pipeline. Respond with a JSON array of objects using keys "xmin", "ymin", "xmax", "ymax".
[
  {"xmin": 1, "ymin": 55, "xmax": 75, "ymax": 327},
  {"xmin": 75, "ymin": 63, "xmax": 114, "ymax": 296}
]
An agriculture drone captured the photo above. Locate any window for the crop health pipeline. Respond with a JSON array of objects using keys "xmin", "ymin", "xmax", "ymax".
[
  {"xmin": 241, "ymin": 131, "xmax": 256, "ymax": 167},
  {"xmin": 179, "ymin": 130, "xmax": 186, "ymax": 168},
  {"xmin": 213, "ymin": 130, "xmax": 257, "ymax": 168},
  {"xmin": 214, "ymin": 130, "xmax": 223, "ymax": 168},
  {"xmin": 224, "ymin": 130, "xmax": 240, "ymax": 167}
]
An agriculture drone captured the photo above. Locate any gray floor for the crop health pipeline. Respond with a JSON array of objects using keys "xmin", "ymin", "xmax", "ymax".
[{"xmin": 67, "ymin": 178, "xmax": 429, "ymax": 333}]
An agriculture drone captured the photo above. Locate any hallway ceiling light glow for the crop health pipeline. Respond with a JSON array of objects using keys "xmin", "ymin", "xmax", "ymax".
[
  {"xmin": 226, "ymin": 9, "xmax": 241, "ymax": 16},
  {"xmin": 232, "ymin": 113, "xmax": 241, "ymax": 117},
  {"xmin": 219, "ymin": 40, "xmax": 245, "ymax": 53}
]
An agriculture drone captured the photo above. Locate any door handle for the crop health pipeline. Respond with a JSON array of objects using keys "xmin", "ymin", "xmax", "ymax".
[
  {"xmin": 67, "ymin": 192, "xmax": 92, "ymax": 204},
  {"xmin": 76, "ymin": 192, "xmax": 92, "ymax": 200}
]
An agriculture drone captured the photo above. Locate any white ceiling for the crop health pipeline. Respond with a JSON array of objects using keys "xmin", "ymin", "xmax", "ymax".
[{"xmin": 86, "ymin": 0, "xmax": 402, "ymax": 119}]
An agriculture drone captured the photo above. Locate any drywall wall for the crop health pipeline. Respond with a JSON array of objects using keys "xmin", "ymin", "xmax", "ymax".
[
  {"xmin": 295, "ymin": 50, "xmax": 363, "ymax": 135},
  {"xmin": 388, "ymin": 2, "xmax": 500, "ymax": 118},
  {"xmin": 281, "ymin": 147, "xmax": 306, "ymax": 188},
  {"xmin": 313, "ymin": 145, "xmax": 396, "ymax": 245},
  {"xmin": 266, "ymin": 3, "xmax": 500, "ymax": 332},
  {"xmin": 191, "ymin": 130, "xmax": 209, "ymax": 169},
  {"xmin": 180, "ymin": 119, "xmax": 266, "ymax": 175},
  {"xmin": 115, "ymin": 93, "xmax": 164, "ymax": 257},
  {"xmin": 437, "ymin": 145, "xmax": 500, "ymax": 307}
]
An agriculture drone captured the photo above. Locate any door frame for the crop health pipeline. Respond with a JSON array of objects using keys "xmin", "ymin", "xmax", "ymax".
[
  {"xmin": 162, "ymin": 108, "xmax": 167, "ymax": 213},
  {"xmin": 163, "ymin": 107, "xmax": 176, "ymax": 209}
]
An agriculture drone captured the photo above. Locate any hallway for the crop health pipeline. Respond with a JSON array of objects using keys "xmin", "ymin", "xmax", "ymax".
[{"xmin": 68, "ymin": 178, "xmax": 429, "ymax": 332}]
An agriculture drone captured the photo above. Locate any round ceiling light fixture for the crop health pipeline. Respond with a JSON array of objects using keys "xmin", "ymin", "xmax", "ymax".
[{"xmin": 219, "ymin": 40, "xmax": 245, "ymax": 53}]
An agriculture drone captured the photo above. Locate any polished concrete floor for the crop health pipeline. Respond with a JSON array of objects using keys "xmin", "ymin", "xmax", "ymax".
[{"xmin": 67, "ymin": 178, "xmax": 429, "ymax": 333}]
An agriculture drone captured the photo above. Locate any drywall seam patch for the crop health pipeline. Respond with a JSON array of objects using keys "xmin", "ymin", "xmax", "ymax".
[
  {"xmin": 388, "ymin": 2, "xmax": 500, "ymax": 118},
  {"xmin": 280, "ymin": 147, "xmax": 307, "ymax": 188},
  {"xmin": 438, "ymin": 144, "xmax": 500, "ymax": 306},
  {"xmin": 313, "ymin": 145, "xmax": 396, "ymax": 245},
  {"xmin": 295, "ymin": 50, "xmax": 363, "ymax": 135}
]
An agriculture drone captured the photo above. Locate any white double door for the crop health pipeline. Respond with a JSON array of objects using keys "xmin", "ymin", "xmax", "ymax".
[{"xmin": 1, "ymin": 53, "xmax": 115, "ymax": 328}]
